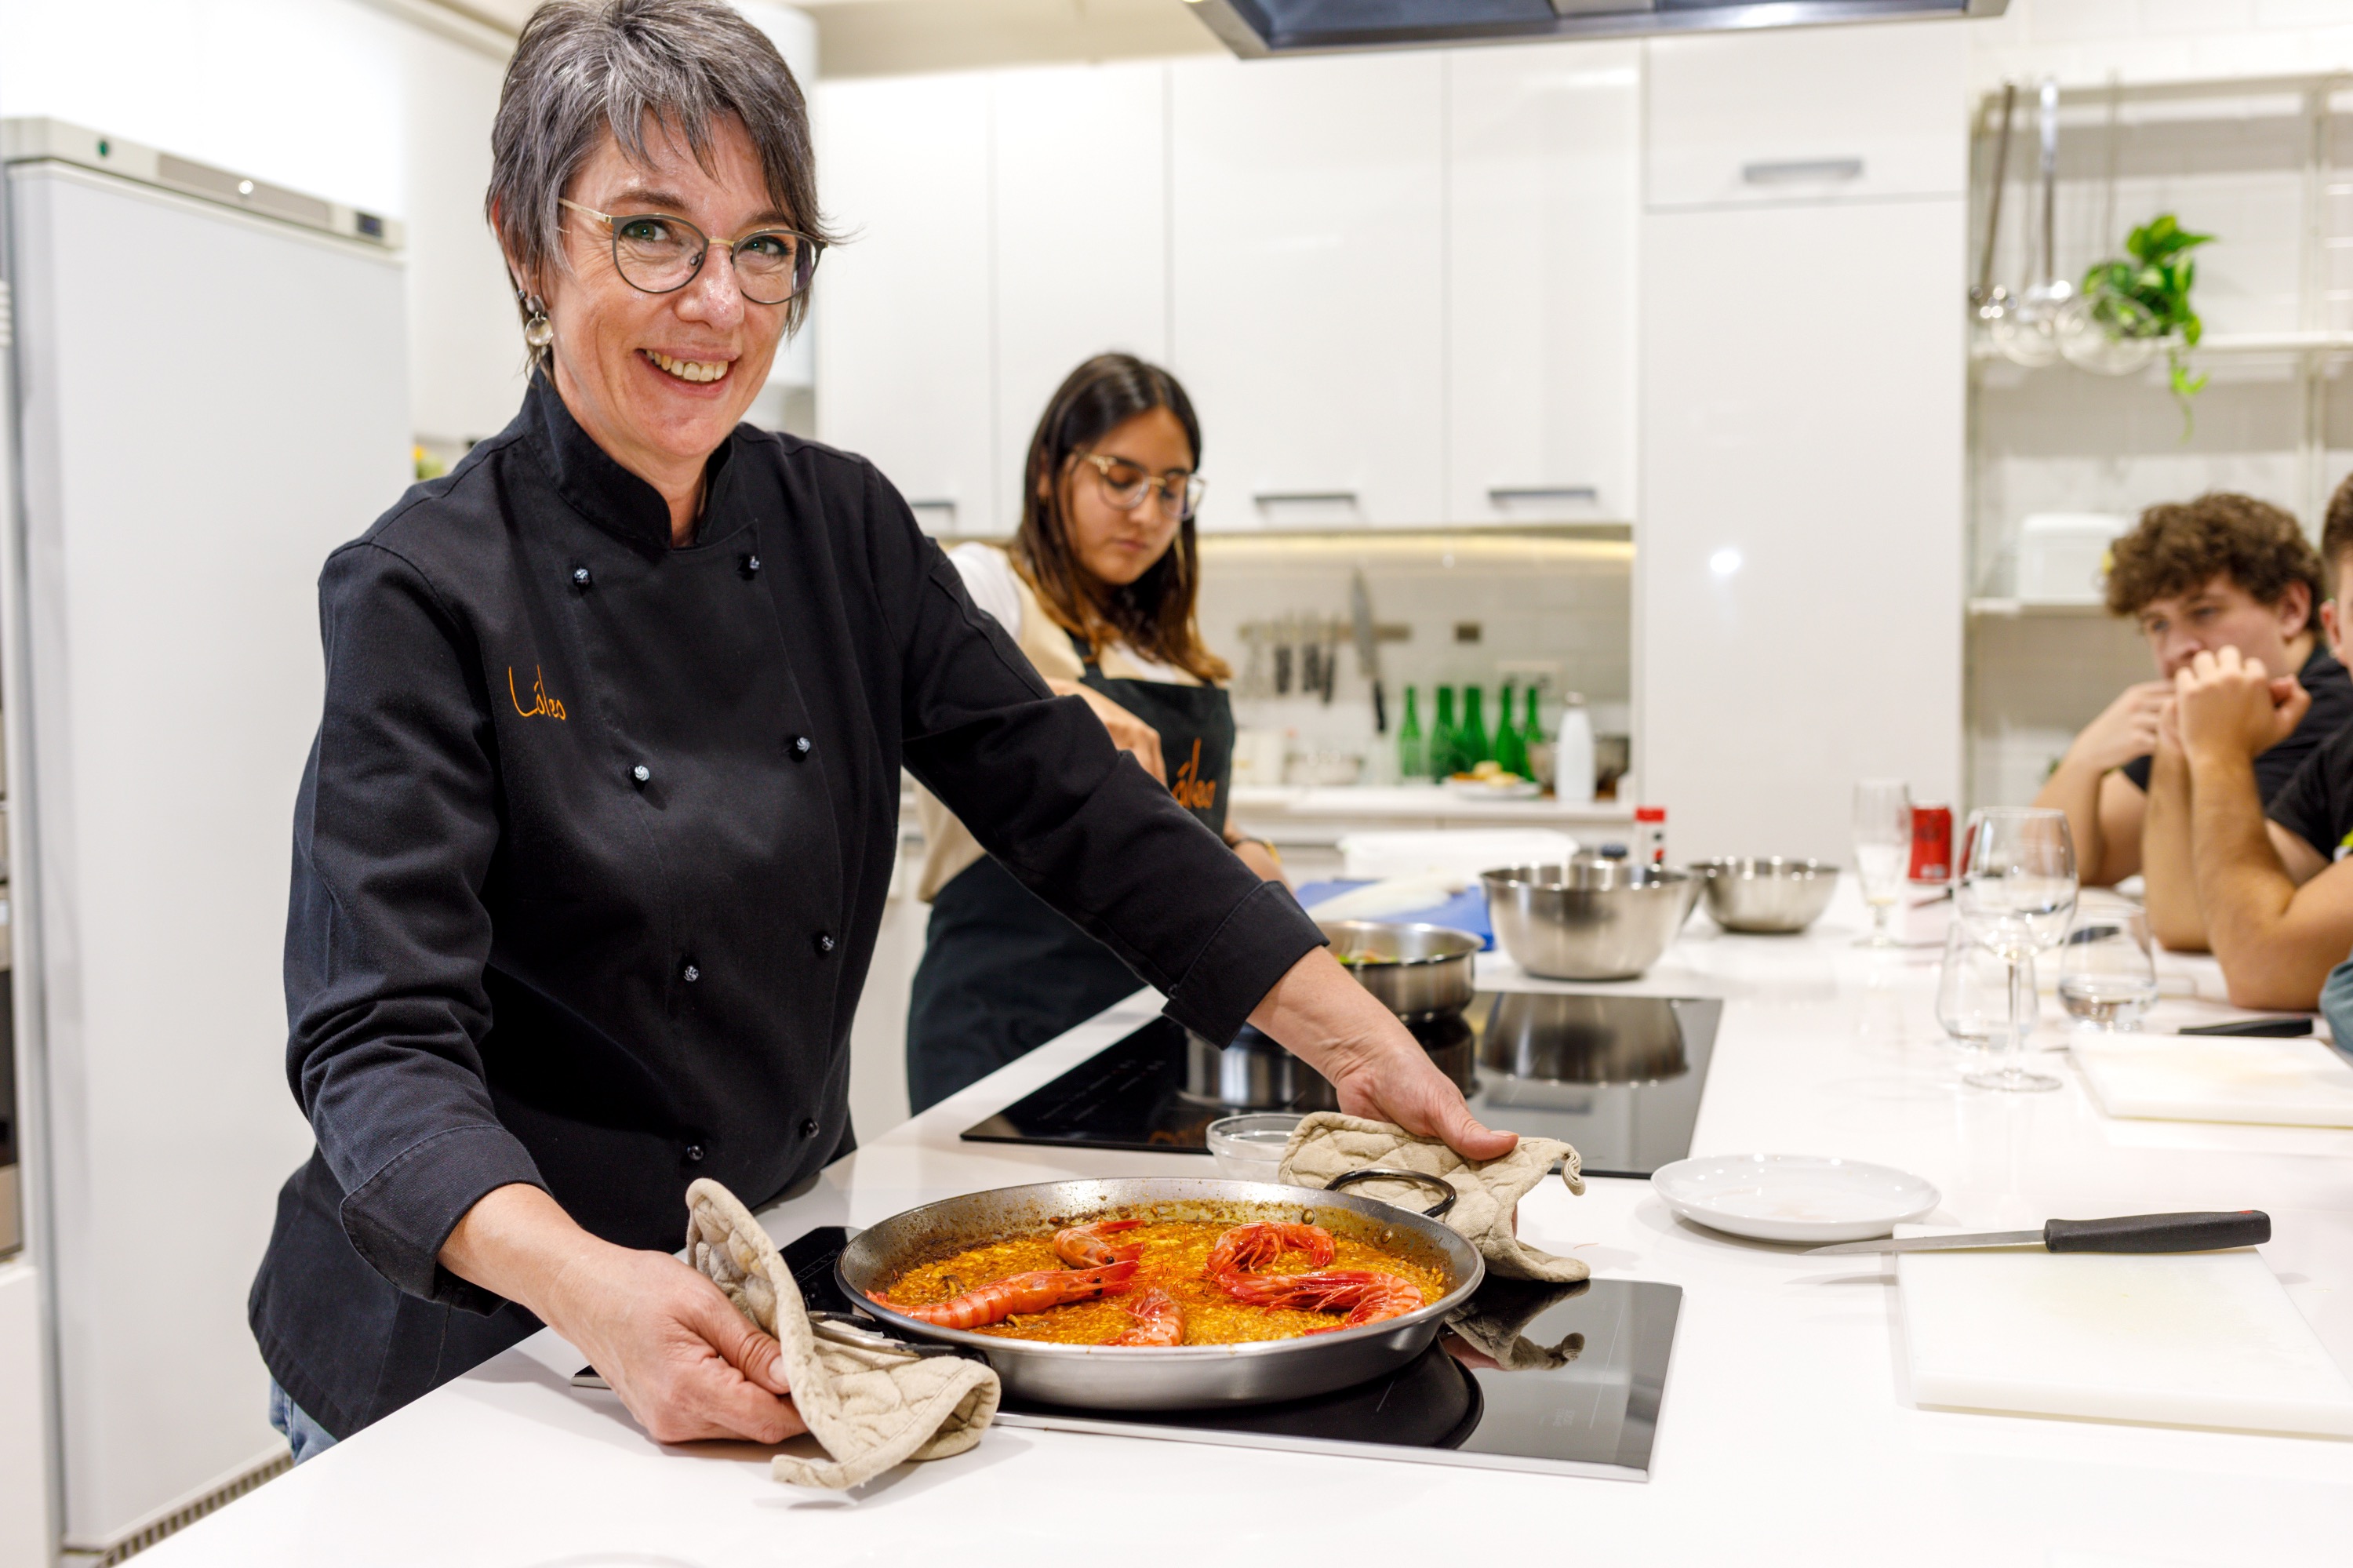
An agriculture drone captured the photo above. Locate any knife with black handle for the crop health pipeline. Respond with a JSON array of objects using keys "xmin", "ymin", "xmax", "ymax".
[{"xmin": 1807, "ymin": 1210, "xmax": 2271, "ymax": 1256}]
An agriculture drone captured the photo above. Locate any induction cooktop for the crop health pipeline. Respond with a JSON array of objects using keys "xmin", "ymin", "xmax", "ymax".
[
  {"xmin": 961, "ymin": 990, "xmax": 1721, "ymax": 1181},
  {"xmin": 776, "ymin": 1224, "xmax": 1681, "ymax": 1481}
]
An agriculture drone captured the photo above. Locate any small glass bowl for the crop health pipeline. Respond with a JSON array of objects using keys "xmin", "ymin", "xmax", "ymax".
[{"xmin": 1204, "ymin": 1113, "xmax": 1304, "ymax": 1183}]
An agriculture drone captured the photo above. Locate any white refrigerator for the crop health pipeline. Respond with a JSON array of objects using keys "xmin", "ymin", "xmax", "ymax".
[{"xmin": 1, "ymin": 119, "xmax": 412, "ymax": 1555}]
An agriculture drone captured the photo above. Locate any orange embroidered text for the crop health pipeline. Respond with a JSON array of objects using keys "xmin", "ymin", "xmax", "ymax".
[
  {"xmin": 1170, "ymin": 737, "xmax": 1217, "ymax": 811},
  {"xmin": 508, "ymin": 664, "xmax": 568, "ymax": 721}
]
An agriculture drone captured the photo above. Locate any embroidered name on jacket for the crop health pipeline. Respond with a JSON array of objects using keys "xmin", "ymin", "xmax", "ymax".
[{"xmin": 509, "ymin": 664, "xmax": 568, "ymax": 720}]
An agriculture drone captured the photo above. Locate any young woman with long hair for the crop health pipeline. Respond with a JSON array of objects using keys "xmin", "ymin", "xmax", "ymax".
[{"xmin": 905, "ymin": 353, "xmax": 1283, "ymax": 1110}]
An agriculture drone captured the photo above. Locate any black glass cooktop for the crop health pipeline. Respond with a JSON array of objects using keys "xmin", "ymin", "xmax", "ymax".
[
  {"xmin": 961, "ymin": 990, "xmax": 1721, "ymax": 1180},
  {"xmin": 776, "ymin": 1224, "xmax": 1680, "ymax": 1481}
]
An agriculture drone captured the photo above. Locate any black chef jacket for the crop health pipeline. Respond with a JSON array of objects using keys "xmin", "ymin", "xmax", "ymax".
[{"xmin": 249, "ymin": 375, "xmax": 1324, "ymax": 1439}]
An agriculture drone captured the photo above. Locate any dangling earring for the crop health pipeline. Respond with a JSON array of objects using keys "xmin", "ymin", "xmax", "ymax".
[{"xmin": 522, "ymin": 293, "xmax": 554, "ymax": 350}]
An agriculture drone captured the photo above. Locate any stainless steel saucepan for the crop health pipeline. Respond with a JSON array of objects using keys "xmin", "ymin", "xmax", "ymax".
[
  {"xmin": 838, "ymin": 1177, "xmax": 1484, "ymax": 1410},
  {"xmin": 1317, "ymin": 919, "xmax": 1482, "ymax": 1021}
]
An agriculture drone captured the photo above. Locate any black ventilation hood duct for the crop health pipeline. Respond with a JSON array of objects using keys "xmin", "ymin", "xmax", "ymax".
[{"xmin": 1187, "ymin": 0, "xmax": 2008, "ymax": 57}]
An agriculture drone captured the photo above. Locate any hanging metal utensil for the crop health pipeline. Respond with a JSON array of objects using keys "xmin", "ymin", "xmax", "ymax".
[
  {"xmin": 1349, "ymin": 569, "xmax": 1386, "ymax": 734},
  {"xmin": 1991, "ymin": 78, "xmax": 2071, "ymax": 368},
  {"xmin": 1971, "ymin": 81, "xmax": 2017, "ymax": 322}
]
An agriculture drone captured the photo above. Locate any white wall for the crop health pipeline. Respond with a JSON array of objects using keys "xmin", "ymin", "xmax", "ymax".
[
  {"xmin": 0, "ymin": 0, "xmax": 525, "ymax": 446},
  {"xmin": 0, "ymin": 1261, "xmax": 50, "ymax": 1568},
  {"xmin": 1971, "ymin": 0, "xmax": 2353, "ymax": 90}
]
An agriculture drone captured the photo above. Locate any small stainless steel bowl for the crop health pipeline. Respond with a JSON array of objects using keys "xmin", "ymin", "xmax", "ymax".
[
  {"xmin": 1317, "ymin": 919, "xmax": 1482, "ymax": 1021},
  {"xmin": 1479, "ymin": 858, "xmax": 1700, "ymax": 981},
  {"xmin": 1689, "ymin": 857, "xmax": 1840, "ymax": 934}
]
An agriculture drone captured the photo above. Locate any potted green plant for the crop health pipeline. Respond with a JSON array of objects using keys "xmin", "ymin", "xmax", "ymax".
[{"xmin": 2060, "ymin": 213, "xmax": 2215, "ymax": 431}]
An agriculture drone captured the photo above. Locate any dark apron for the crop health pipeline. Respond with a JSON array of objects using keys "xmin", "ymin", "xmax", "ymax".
[{"xmin": 907, "ymin": 634, "xmax": 1235, "ymax": 1113}]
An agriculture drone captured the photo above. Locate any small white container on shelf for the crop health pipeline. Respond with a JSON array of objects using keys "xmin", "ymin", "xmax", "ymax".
[
  {"xmin": 2014, "ymin": 513, "xmax": 2131, "ymax": 604},
  {"xmin": 1551, "ymin": 693, "xmax": 1597, "ymax": 806}
]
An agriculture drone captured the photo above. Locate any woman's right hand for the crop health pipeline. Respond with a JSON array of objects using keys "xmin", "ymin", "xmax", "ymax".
[
  {"xmin": 1047, "ymin": 677, "xmax": 1165, "ymax": 782},
  {"xmin": 442, "ymin": 1184, "xmax": 803, "ymax": 1445}
]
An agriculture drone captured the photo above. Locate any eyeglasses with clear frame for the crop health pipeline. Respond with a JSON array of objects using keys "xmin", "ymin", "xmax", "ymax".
[
  {"xmin": 558, "ymin": 198, "xmax": 821, "ymax": 306},
  {"xmin": 1075, "ymin": 451, "xmax": 1207, "ymax": 521}
]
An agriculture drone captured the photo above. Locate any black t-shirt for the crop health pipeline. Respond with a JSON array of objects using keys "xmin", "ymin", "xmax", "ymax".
[
  {"xmin": 2119, "ymin": 646, "xmax": 2353, "ymax": 801},
  {"xmin": 2268, "ymin": 716, "xmax": 2353, "ymax": 858}
]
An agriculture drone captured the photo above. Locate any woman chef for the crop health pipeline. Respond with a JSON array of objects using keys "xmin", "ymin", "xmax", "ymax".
[
  {"xmin": 247, "ymin": 0, "xmax": 1513, "ymax": 1461},
  {"xmin": 905, "ymin": 353, "xmax": 1284, "ymax": 1111}
]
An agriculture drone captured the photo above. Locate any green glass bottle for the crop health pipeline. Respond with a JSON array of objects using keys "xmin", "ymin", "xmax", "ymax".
[
  {"xmin": 1495, "ymin": 679, "xmax": 1525, "ymax": 776},
  {"xmin": 1523, "ymin": 683, "xmax": 1544, "ymax": 748},
  {"xmin": 1396, "ymin": 686, "xmax": 1426, "ymax": 779},
  {"xmin": 1433, "ymin": 686, "xmax": 1458, "ymax": 777},
  {"xmin": 1460, "ymin": 686, "xmax": 1491, "ymax": 768}
]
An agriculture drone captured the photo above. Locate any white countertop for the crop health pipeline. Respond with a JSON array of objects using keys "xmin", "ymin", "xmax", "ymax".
[{"xmin": 146, "ymin": 886, "xmax": 2353, "ymax": 1566}]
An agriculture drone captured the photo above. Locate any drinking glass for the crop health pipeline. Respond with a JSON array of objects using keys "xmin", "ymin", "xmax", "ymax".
[
  {"xmin": 2057, "ymin": 894, "xmax": 2158, "ymax": 1031},
  {"xmin": 1936, "ymin": 919, "xmax": 2031, "ymax": 1053},
  {"xmin": 1955, "ymin": 806, "xmax": 2078, "ymax": 1092},
  {"xmin": 1853, "ymin": 780, "xmax": 1913, "ymax": 948}
]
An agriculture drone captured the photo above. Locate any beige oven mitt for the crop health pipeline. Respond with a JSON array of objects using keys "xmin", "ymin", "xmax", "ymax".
[
  {"xmin": 1277, "ymin": 1111, "xmax": 1590, "ymax": 1284},
  {"xmin": 684, "ymin": 1179, "xmax": 1001, "ymax": 1490}
]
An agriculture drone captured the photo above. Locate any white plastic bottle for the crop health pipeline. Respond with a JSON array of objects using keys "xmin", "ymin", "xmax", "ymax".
[{"xmin": 1552, "ymin": 692, "xmax": 1595, "ymax": 806}]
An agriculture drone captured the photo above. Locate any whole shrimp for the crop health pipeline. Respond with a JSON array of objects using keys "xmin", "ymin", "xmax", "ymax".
[
  {"xmin": 1204, "ymin": 1221, "xmax": 1336, "ymax": 1280},
  {"xmin": 1054, "ymin": 1219, "xmax": 1145, "ymax": 1270},
  {"xmin": 1219, "ymin": 1269, "xmax": 1426, "ymax": 1333},
  {"xmin": 874, "ymin": 1260, "xmax": 1138, "ymax": 1330},
  {"xmin": 1108, "ymin": 1286, "xmax": 1184, "ymax": 1347}
]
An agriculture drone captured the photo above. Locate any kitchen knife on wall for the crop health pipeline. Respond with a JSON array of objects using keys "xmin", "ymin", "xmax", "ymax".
[
  {"xmin": 1350, "ymin": 569, "xmax": 1385, "ymax": 733},
  {"xmin": 1808, "ymin": 1210, "xmax": 2270, "ymax": 1256}
]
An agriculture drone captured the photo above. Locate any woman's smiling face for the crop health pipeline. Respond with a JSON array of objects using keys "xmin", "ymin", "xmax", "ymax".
[{"xmin": 529, "ymin": 113, "xmax": 792, "ymax": 493}]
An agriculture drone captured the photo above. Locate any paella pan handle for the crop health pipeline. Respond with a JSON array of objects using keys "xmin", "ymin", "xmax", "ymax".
[{"xmin": 1324, "ymin": 1167, "xmax": 1459, "ymax": 1220}]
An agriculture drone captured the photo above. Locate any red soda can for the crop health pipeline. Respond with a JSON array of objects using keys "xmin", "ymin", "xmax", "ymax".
[{"xmin": 1909, "ymin": 802, "xmax": 1953, "ymax": 883}]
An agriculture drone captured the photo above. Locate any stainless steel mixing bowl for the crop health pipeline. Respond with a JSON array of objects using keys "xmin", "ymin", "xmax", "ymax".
[
  {"xmin": 1316, "ymin": 919, "xmax": 1482, "ymax": 1021},
  {"xmin": 1479, "ymin": 859, "xmax": 1701, "ymax": 980},
  {"xmin": 1689, "ymin": 857, "xmax": 1840, "ymax": 933}
]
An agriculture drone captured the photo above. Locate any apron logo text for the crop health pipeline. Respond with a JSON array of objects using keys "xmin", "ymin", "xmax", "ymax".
[
  {"xmin": 508, "ymin": 664, "xmax": 568, "ymax": 721},
  {"xmin": 1171, "ymin": 737, "xmax": 1217, "ymax": 812}
]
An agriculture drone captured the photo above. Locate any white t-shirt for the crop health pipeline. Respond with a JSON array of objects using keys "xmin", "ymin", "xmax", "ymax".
[{"xmin": 946, "ymin": 542, "xmax": 1191, "ymax": 685}]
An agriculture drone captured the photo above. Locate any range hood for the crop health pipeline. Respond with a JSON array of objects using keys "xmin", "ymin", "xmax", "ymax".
[{"xmin": 1187, "ymin": 0, "xmax": 2009, "ymax": 56}]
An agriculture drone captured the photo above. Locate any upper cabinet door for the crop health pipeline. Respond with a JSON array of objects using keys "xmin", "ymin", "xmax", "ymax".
[
  {"xmin": 1170, "ymin": 53, "xmax": 1445, "ymax": 532},
  {"xmin": 1447, "ymin": 42, "xmax": 1638, "ymax": 527},
  {"xmin": 1646, "ymin": 25, "xmax": 1966, "ymax": 211},
  {"xmin": 993, "ymin": 63, "xmax": 1170, "ymax": 518},
  {"xmin": 814, "ymin": 73, "xmax": 996, "ymax": 537}
]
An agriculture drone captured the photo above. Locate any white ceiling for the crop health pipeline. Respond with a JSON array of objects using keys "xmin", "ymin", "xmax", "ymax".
[{"xmin": 409, "ymin": 0, "xmax": 1221, "ymax": 75}]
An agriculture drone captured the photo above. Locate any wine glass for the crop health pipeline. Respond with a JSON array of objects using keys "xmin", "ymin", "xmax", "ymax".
[
  {"xmin": 1853, "ymin": 780, "xmax": 1913, "ymax": 949},
  {"xmin": 1955, "ymin": 807, "xmax": 2078, "ymax": 1092},
  {"xmin": 2057, "ymin": 893, "xmax": 2158, "ymax": 1031}
]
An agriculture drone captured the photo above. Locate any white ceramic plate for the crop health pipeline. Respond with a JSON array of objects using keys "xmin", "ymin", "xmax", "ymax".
[{"xmin": 1649, "ymin": 1153, "xmax": 1941, "ymax": 1243}]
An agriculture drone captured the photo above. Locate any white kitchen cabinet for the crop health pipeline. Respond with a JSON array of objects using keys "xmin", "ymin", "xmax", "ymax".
[
  {"xmin": 1638, "ymin": 197, "xmax": 1966, "ymax": 861},
  {"xmin": 814, "ymin": 73, "xmax": 996, "ymax": 535},
  {"xmin": 1645, "ymin": 26, "xmax": 1967, "ymax": 211},
  {"xmin": 1446, "ymin": 42, "xmax": 1638, "ymax": 526},
  {"xmin": 1169, "ymin": 53, "xmax": 1445, "ymax": 532},
  {"xmin": 991, "ymin": 62, "xmax": 1169, "ymax": 516}
]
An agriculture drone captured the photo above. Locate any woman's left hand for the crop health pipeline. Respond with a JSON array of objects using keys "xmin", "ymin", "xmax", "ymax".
[{"xmin": 1248, "ymin": 948, "xmax": 1515, "ymax": 1162}]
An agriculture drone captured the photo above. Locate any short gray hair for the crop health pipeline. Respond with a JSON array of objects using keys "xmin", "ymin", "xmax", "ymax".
[{"xmin": 486, "ymin": 0, "xmax": 831, "ymax": 364}]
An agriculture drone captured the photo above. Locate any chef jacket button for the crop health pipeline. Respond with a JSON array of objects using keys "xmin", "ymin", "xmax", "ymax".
[
  {"xmin": 813, "ymin": 931, "xmax": 835, "ymax": 955},
  {"xmin": 798, "ymin": 1119, "xmax": 820, "ymax": 1140},
  {"xmin": 682, "ymin": 962, "xmax": 700, "ymax": 984},
  {"xmin": 740, "ymin": 553, "xmax": 762, "ymax": 578},
  {"xmin": 631, "ymin": 764, "xmax": 651, "ymax": 786},
  {"xmin": 571, "ymin": 566, "xmax": 591, "ymax": 588},
  {"xmin": 791, "ymin": 735, "xmax": 812, "ymax": 759},
  {"xmin": 685, "ymin": 1144, "xmax": 706, "ymax": 1163}
]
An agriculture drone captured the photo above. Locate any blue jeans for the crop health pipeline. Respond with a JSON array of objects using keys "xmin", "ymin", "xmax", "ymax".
[{"xmin": 268, "ymin": 1380, "xmax": 340, "ymax": 1464}]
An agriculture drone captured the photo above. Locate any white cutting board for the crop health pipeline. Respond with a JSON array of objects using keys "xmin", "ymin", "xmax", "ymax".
[
  {"xmin": 1897, "ymin": 1245, "xmax": 2353, "ymax": 1436},
  {"xmin": 2072, "ymin": 1035, "xmax": 2353, "ymax": 1128}
]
